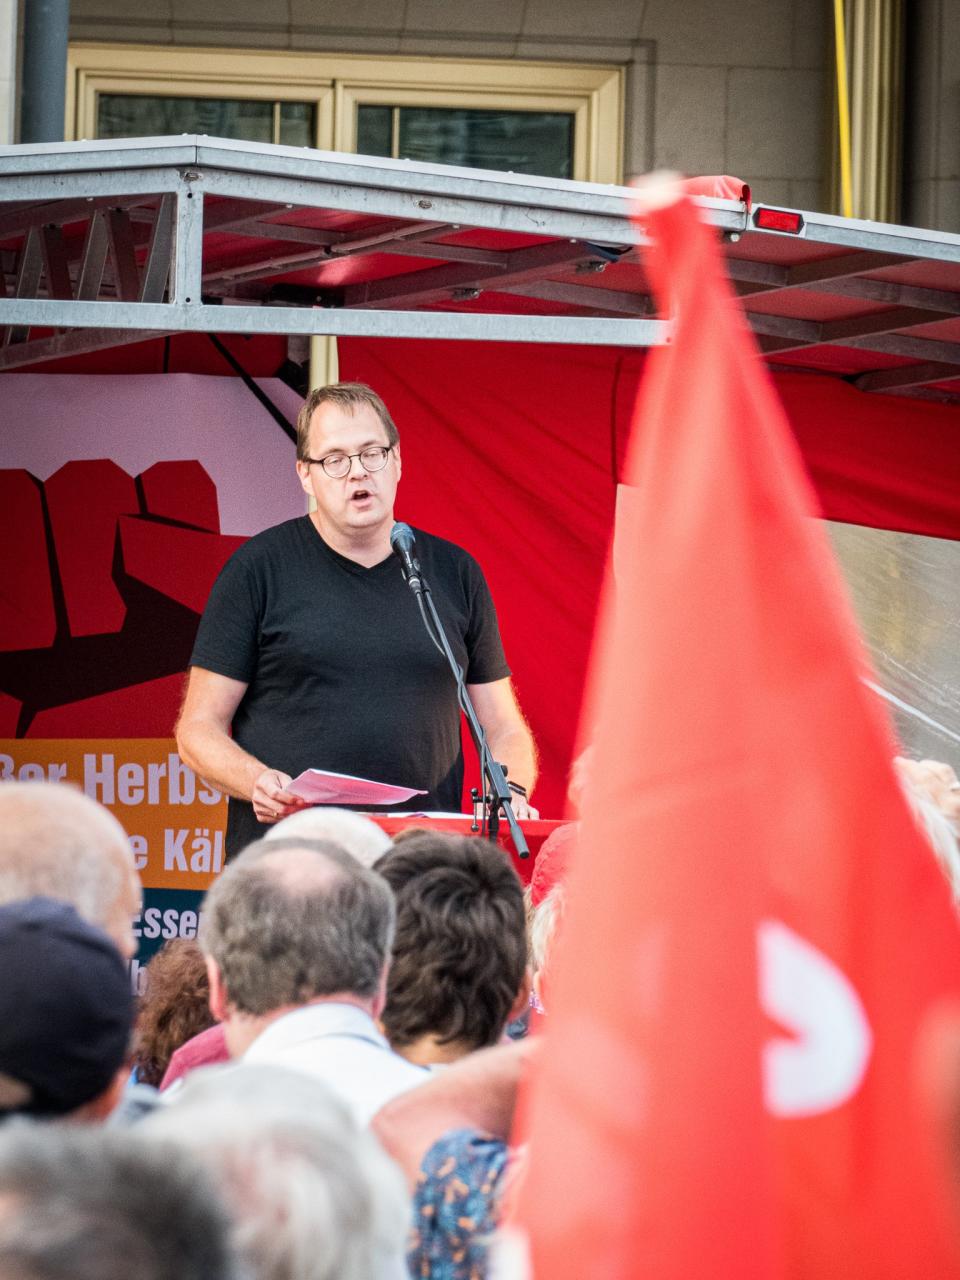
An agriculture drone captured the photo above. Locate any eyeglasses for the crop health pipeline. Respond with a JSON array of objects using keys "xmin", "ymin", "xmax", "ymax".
[{"xmin": 304, "ymin": 445, "xmax": 394, "ymax": 479}]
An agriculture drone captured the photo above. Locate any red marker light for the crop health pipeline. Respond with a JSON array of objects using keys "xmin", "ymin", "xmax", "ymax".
[{"xmin": 753, "ymin": 207, "xmax": 804, "ymax": 234}]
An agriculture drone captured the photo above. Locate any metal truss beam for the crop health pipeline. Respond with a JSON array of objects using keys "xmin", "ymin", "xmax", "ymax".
[
  {"xmin": 506, "ymin": 280, "xmax": 653, "ymax": 316},
  {"xmin": 0, "ymin": 168, "xmax": 186, "ymax": 205},
  {"xmin": 0, "ymin": 296, "xmax": 670, "ymax": 351},
  {"xmin": 344, "ymin": 240, "xmax": 599, "ymax": 309},
  {"xmin": 818, "ymin": 306, "xmax": 952, "ymax": 342},
  {"xmin": 171, "ymin": 187, "xmax": 203, "ymax": 305},
  {"xmin": 753, "ymin": 320, "xmax": 960, "ymax": 368},
  {"xmin": 742, "ymin": 302, "xmax": 960, "ymax": 359},
  {"xmin": 39, "ymin": 223, "xmax": 71, "ymax": 299},
  {"xmin": 222, "ymin": 217, "xmax": 338, "ymax": 245},
  {"xmin": 0, "ymin": 192, "xmax": 161, "ymax": 238},
  {"xmin": 3, "ymin": 225, "xmax": 42, "ymax": 344},
  {"xmin": 222, "ymin": 228, "xmax": 512, "ymax": 267},
  {"xmin": 220, "ymin": 214, "xmax": 449, "ymax": 252},
  {"xmin": 373, "ymin": 239, "xmax": 510, "ymax": 266},
  {"xmin": 0, "ymin": 324, "xmax": 171, "ymax": 370},
  {"xmin": 794, "ymin": 214, "xmax": 960, "ymax": 262},
  {"xmin": 202, "ymin": 199, "xmax": 301, "ymax": 232},
  {"xmin": 105, "ymin": 207, "xmax": 141, "ymax": 302},
  {"xmin": 202, "ymin": 219, "xmax": 449, "ymax": 290},
  {"xmin": 728, "ymin": 254, "xmax": 960, "ymax": 324},
  {"xmin": 821, "ymin": 275, "xmax": 960, "ymax": 314},
  {"xmin": 199, "ymin": 169, "xmax": 648, "ymax": 252},
  {"xmin": 854, "ymin": 361, "xmax": 960, "ymax": 393},
  {"xmin": 786, "ymin": 250, "xmax": 915, "ymax": 287},
  {"xmin": 4, "ymin": 138, "xmax": 960, "ymax": 392},
  {"xmin": 843, "ymin": 331, "xmax": 960, "ymax": 363},
  {"xmin": 731, "ymin": 250, "xmax": 917, "ymax": 295},
  {"xmin": 139, "ymin": 193, "xmax": 174, "ymax": 303},
  {"xmin": 76, "ymin": 212, "xmax": 109, "ymax": 300}
]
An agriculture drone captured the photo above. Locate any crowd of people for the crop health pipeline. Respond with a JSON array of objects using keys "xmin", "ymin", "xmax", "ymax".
[
  {"xmin": 1, "ymin": 758, "xmax": 958, "ymax": 1278},
  {"xmin": 0, "ymin": 778, "xmax": 581, "ymax": 1280}
]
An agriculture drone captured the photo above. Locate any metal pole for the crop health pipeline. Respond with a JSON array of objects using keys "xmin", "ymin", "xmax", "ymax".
[{"xmin": 20, "ymin": 0, "xmax": 70, "ymax": 143}]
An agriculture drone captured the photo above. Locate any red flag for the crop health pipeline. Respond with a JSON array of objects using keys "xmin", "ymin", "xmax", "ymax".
[{"xmin": 509, "ymin": 182, "xmax": 960, "ymax": 1278}]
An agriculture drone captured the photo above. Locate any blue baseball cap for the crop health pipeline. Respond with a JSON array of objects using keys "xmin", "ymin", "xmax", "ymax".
[{"xmin": 0, "ymin": 897, "xmax": 134, "ymax": 1117}]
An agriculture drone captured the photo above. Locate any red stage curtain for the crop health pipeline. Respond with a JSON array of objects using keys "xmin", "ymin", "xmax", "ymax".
[{"xmin": 338, "ymin": 338, "xmax": 960, "ymax": 816}]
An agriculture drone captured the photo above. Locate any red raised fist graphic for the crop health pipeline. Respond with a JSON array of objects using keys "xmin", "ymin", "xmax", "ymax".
[{"xmin": 0, "ymin": 460, "xmax": 245, "ymax": 738}]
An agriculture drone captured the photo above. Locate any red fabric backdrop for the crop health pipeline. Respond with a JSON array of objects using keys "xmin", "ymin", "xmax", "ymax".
[{"xmin": 338, "ymin": 338, "xmax": 960, "ymax": 818}]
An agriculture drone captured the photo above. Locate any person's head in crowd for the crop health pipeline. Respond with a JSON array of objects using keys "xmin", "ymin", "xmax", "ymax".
[
  {"xmin": 374, "ymin": 833, "xmax": 529, "ymax": 1066},
  {"xmin": 0, "ymin": 1123, "xmax": 238, "ymax": 1280},
  {"xmin": 143, "ymin": 1063, "xmax": 409, "ymax": 1280},
  {"xmin": 0, "ymin": 898, "xmax": 134, "ymax": 1123},
  {"xmin": 529, "ymin": 821, "xmax": 577, "ymax": 913},
  {"xmin": 523, "ymin": 821, "xmax": 576, "ymax": 976},
  {"xmin": 199, "ymin": 837, "xmax": 395, "ymax": 1058},
  {"xmin": 528, "ymin": 883, "xmax": 566, "ymax": 1016},
  {"xmin": 0, "ymin": 782, "xmax": 141, "ymax": 959},
  {"xmin": 133, "ymin": 939, "xmax": 216, "ymax": 1088},
  {"xmin": 895, "ymin": 756, "xmax": 960, "ymax": 905},
  {"xmin": 265, "ymin": 807, "xmax": 393, "ymax": 868}
]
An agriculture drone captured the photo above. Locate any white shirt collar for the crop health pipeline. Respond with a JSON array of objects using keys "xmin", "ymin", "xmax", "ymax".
[{"xmin": 246, "ymin": 1001, "xmax": 388, "ymax": 1059}]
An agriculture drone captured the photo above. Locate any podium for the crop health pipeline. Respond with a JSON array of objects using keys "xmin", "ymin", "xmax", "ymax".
[{"xmin": 368, "ymin": 815, "xmax": 567, "ymax": 885}]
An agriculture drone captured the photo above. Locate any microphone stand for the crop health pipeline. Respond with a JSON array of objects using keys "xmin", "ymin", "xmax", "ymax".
[{"xmin": 402, "ymin": 563, "xmax": 529, "ymax": 860}]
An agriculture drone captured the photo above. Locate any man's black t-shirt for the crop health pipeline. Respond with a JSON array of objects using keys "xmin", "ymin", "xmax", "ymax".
[{"xmin": 190, "ymin": 517, "xmax": 510, "ymax": 854}]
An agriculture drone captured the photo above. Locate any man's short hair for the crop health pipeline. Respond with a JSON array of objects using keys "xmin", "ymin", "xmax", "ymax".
[
  {"xmin": 143, "ymin": 1063, "xmax": 409, "ymax": 1280},
  {"xmin": 374, "ymin": 833, "xmax": 527, "ymax": 1052},
  {"xmin": 199, "ymin": 838, "xmax": 395, "ymax": 1015},
  {"xmin": 0, "ymin": 782, "xmax": 140, "ymax": 958},
  {"xmin": 295, "ymin": 381, "xmax": 399, "ymax": 461},
  {"xmin": 0, "ymin": 1124, "xmax": 238, "ymax": 1280}
]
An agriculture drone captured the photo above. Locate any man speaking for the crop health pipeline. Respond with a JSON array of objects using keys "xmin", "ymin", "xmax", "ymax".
[{"xmin": 176, "ymin": 382, "xmax": 538, "ymax": 857}]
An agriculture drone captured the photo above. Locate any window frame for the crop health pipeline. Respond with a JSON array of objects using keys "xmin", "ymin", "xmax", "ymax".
[{"xmin": 66, "ymin": 44, "xmax": 623, "ymax": 184}]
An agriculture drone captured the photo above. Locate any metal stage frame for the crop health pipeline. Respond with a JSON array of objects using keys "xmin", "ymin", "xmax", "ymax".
[{"xmin": 2, "ymin": 135, "xmax": 960, "ymax": 400}]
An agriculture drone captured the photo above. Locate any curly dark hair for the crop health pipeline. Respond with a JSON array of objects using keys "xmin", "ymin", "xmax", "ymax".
[
  {"xmin": 133, "ymin": 939, "xmax": 216, "ymax": 1087},
  {"xmin": 374, "ymin": 833, "xmax": 527, "ymax": 1053}
]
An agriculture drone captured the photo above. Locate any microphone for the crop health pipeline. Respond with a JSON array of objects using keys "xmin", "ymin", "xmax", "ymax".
[{"xmin": 390, "ymin": 522, "xmax": 423, "ymax": 593}]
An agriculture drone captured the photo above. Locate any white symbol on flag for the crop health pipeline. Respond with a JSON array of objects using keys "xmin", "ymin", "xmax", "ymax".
[{"xmin": 759, "ymin": 919, "xmax": 873, "ymax": 1117}]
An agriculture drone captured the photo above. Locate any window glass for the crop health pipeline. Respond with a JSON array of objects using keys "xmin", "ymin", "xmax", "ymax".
[
  {"xmin": 278, "ymin": 102, "xmax": 315, "ymax": 147},
  {"xmin": 356, "ymin": 105, "xmax": 574, "ymax": 179},
  {"xmin": 355, "ymin": 104, "xmax": 392, "ymax": 158},
  {"xmin": 96, "ymin": 95, "xmax": 315, "ymax": 147}
]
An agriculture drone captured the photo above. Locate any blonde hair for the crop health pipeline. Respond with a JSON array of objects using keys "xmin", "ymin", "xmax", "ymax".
[
  {"xmin": 900, "ymin": 775, "xmax": 960, "ymax": 905},
  {"xmin": 528, "ymin": 884, "xmax": 565, "ymax": 976},
  {"xmin": 295, "ymin": 382, "xmax": 398, "ymax": 461}
]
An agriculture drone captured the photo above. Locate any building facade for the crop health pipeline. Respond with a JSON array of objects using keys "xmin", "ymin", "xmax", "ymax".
[{"xmin": 3, "ymin": 2, "xmax": 953, "ymax": 232}]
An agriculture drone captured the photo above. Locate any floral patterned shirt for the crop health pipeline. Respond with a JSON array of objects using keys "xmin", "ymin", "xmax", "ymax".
[{"xmin": 407, "ymin": 1128, "xmax": 511, "ymax": 1280}]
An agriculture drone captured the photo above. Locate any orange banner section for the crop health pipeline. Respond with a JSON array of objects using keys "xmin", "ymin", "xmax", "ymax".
[{"xmin": 0, "ymin": 739, "xmax": 227, "ymax": 892}]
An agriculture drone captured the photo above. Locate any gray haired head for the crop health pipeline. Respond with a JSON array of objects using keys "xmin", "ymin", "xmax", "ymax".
[
  {"xmin": 142, "ymin": 1063, "xmax": 410, "ymax": 1280},
  {"xmin": 199, "ymin": 837, "xmax": 395, "ymax": 1015},
  {"xmin": 0, "ymin": 782, "xmax": 141, "ymax": 960},
  {"xmin": 0, "ymin": 1122, "xmax": 239, "ymax": 1280},
  {"xmin": 264, "ymin": 808, "xmax": 393, "ymax": 869}
]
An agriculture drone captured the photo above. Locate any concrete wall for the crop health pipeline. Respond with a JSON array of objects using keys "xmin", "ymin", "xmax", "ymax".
[
  {"xmin": 904, "ymin": 0, "xmax": 960, "ymax": 232},
  {"xmin": 69, "ymin": 0, "xmax": 832, "ymax": 211},
  {"xmin": 0, "ymin": 0, "xmax": 19, "ymax": 143}
]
